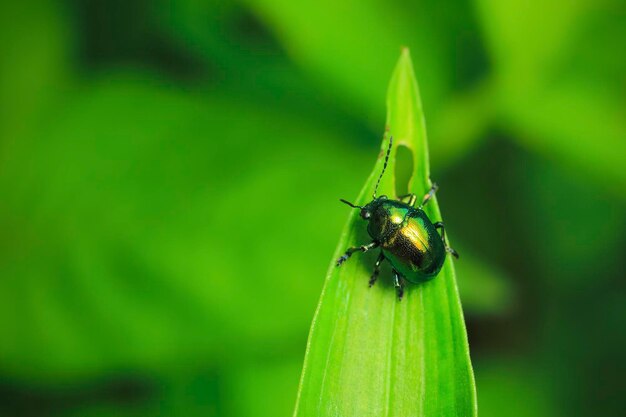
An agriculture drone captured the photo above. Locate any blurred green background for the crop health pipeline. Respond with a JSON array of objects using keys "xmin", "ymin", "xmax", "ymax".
[{"xmin": 1, "ymin": 0, "xmax": 625, "ymax": 416}]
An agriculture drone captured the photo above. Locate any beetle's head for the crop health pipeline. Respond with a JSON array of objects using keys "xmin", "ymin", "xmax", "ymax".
[
  {"xmin": 340, "ymin": 195, "xmax": 388, "ymax": 221},
  {"xmin": 339, "ymin": 196, "xmax": 390, "ymax": 240},
  {"xmin": 359, "ymin": 196, "xmax": 388, "ymax": 221}
]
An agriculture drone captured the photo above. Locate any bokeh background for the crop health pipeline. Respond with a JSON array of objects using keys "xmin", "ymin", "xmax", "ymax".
[{"xmin": 1, "ymin": 0, "xmax": 625, "ymax": 416}]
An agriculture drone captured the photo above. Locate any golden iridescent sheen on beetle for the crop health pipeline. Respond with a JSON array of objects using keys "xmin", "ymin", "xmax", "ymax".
[{"xmin": 336, "ymin": 137, "xmax": 458, "ymax": 300}]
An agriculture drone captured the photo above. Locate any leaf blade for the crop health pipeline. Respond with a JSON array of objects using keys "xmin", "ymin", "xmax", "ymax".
[{"xmin": 294, "ymin": 49, "xmax": 476, "ymax": 417}]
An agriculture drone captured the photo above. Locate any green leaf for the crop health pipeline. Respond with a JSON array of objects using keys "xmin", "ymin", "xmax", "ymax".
[
  {"xmin": 294, "ymin": 50, "xmax": 476, "ymax": 417},
  {"xmin": 475, "ymin": 0, "xmax": 626, "ymax": 193},
  {"xmin": 503, "ymin": 83, "xmax": 626, "ymax": 195}
]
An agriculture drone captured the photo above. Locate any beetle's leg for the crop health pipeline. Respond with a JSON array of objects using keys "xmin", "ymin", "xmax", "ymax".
[
  {"xmin": 397, "ymin": 193, "xmax": 417, "ymax": 206},
  {"xmin": 419, "ymin": 182, "xmax": 439, "ymax": 209},
  {"xmin": 392, "ymin": 269, "xmax": 406, "ymax": 300},
  {"xmin": 369, "ymin": 251, "xmax": 386, "ymax": 287},
  {"xmin": 434, "ymin": 221, "xmax": 459, "ymax": 259},
  {"xmin": 336, "ymin": 241, "xmax": 379, "ymax": 267},
  {"xmin": 434, "ymin": 221, "xmax": 445, "ymax": 238}
]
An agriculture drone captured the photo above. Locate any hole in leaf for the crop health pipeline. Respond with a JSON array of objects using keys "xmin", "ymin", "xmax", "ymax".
[{"xmin": 394, "ymin": 145, "xmax": 413, "ymax": 197}]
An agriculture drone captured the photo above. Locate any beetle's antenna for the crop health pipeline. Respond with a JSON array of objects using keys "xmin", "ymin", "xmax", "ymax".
[
  {"xmin": 372, "ymin": 136, "xmax": 393, "ymax": 199},
  {"xmin": 339, "ymin": 199, "xmax": 362, "ymax": 209}
]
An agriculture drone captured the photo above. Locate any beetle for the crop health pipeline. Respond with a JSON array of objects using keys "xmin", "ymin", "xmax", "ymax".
[{"xmin": 336, "ymin": 136, "xmax": 458, "ymax": 300}]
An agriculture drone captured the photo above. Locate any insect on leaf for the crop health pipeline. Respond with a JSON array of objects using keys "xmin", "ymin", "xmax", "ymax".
[{"xmin": 293, "ymin": 48, "xmax": 477, "ymax": 417}]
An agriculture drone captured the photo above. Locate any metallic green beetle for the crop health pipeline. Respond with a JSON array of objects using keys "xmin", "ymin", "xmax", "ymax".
[{"xmin": 336, "ymin": 137, "xmax": 458, "ymax": 300}]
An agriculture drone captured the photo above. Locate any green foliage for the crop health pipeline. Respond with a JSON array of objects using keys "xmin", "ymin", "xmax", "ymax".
[
  {"xmin": 294, "ymin": 50, "xmax": 476, "ymax": 417},
  {"xmin": 0, "ymin": 76, "xmax": 370, "ymax": 377},
  {"xmin": 0, "ymin": 0, "xmax": 624, "ymax": 416},
  {"xmin": 475, "ymin": 0, "xmax": 626, "ymax": 193},
  {"xmin": 0, "ymin": 0, "xmax": 69, "ymax": 140}
]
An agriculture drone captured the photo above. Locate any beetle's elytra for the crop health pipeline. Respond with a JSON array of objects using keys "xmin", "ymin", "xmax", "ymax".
[{"xmin": 336, "ymin": 137, "xmax": 458, "ymax": 300}]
